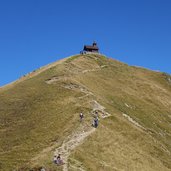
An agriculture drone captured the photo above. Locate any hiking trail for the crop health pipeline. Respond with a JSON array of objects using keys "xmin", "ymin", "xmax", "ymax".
[
  {"xmin": 54, "ymin": 125, "xmax": 95, "ymax": 171},
  {"xmin": 53, "ymin": 84, "xmax": 111, "ymax": 171}
]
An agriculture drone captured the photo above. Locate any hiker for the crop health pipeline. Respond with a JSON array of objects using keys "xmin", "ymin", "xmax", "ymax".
[
  {"xmin": 92, "ymin": 117, "xmax": 99, "ymax": 128},
  {"xmin": 79, "ymin": 112, "xmax": 84, "ymax": 122},
  {"xmin": 56, "ymin": 154, "xmax": 63, "ymax": 165},
  {"xmin": 94, "ymin": 117, "xmax": 99, "ymax": 128},
  {"xmin": 53, "ymin": 155, "xmax": 57, "ymax": 164}
]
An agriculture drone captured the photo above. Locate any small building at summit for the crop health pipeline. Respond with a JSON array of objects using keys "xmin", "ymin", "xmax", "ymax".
[{"xmin": 81, "ymin": 42, "xmax": 99, "ymax": 54}]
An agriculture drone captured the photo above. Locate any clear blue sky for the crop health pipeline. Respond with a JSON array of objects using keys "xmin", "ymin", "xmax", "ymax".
[{"xmin": 0, "ymin": 0, "xmax": 171, "ymax": 86}]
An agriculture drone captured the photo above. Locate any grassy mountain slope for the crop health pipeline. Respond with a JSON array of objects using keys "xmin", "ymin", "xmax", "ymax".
[{"xmin": 0, "ymin": 54, "xmax": 171, "ymax": 171}]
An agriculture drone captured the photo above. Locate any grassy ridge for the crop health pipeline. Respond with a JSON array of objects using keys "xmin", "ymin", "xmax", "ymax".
[
  {"xmin": 0, "ymin": 61, "xmax": 83, "ymax": 170},
  {"xmin": 0, "ymin": 54, "xmax": 171, "ymax": 170}
]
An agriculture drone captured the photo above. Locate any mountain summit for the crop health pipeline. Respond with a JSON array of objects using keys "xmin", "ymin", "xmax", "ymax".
[{"xmin": 0, "ymin": 54, "xmax": 171, "ymax": 171}]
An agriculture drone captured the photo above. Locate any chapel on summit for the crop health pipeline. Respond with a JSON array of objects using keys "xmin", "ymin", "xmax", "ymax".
[{"xmin": 81, "ymin": 41, "xmax": 99, "ymax": 54}]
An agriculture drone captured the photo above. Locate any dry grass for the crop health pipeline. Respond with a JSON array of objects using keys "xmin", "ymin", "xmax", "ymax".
[{"xmin": 0, "ymin": 54, "xmax": 171, "ymax": 170}]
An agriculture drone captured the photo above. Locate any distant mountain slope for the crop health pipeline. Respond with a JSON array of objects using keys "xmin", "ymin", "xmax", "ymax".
[{"xmin": 0, "ymin": 54, "xmax": 171, "ymax": 171}]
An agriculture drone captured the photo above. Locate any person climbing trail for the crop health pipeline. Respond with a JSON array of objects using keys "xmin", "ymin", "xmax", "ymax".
[
  {"xmin": 92, "ymin": 117, "xmax": 99, "ymax": 128},
  {"xmin": 94, "ymin": 117, "xmax": 99, "ymax": 128},
  {"xmin": 53, "ymin": 154, "xmax": 64, "ymax": 165},
  {"xmin": 57, "ymin": 154, "xmax": 64, "ymax": 165},
  {"xmin": 79, "ymin": 112, "xmax": 84, "ymax": 122},
  {"xmin": 53, "ymin": 155, "xmax": 57, "ymax": 164}
]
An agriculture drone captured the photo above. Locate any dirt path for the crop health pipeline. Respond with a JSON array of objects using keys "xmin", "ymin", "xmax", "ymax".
[
  {"xmin": 54, "ymin": 125, "xmax": 95, "ymax": 171},
  {"xmin": 53, "ymin": 100, "xmax": 111, "ymax": 171},
  {"xmin": 53, "ymin": 85, "xmax": 111, "ymax": 171},
  {"xmin": 46, "ymin": 69, "xmax": 111, "ymax": 171}
]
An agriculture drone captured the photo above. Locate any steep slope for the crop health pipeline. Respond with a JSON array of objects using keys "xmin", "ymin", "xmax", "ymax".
[{"xmin": 0, "ymin": 54, "xmax": 171, "ymax": 171}]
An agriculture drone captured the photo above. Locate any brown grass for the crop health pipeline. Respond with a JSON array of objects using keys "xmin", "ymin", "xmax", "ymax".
[{"xmin": 0, "ymin": 54, "xmax": 171, "ymax": 170}]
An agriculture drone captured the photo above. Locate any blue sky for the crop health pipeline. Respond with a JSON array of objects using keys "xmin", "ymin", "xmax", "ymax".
[{"xmin": 0, "ymin": 0, "xmax": 171, "ymax": 86}]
